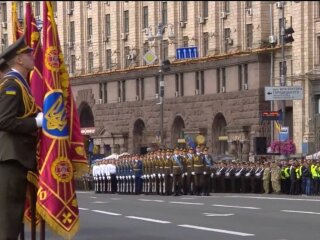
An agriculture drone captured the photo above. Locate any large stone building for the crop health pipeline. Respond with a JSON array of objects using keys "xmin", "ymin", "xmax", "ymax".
[{"xmin": 1, "ymin": 1, "xmax": 320, "ymax": 159}]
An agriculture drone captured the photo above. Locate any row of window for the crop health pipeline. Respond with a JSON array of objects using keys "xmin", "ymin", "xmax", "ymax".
[
  {"xmin": 67, "ymin": 25, "xmax": 253, "ymax": 74},
  {"xmin": 97, "ymin": 66, "xmax": 249, "ymax": 104},
  {"xmin": 4, "ymin": 1, "xmax": 320, "ymax": 25},
  {"xmin": 68, "ymin": 2, "xmax": 253, "ymax": 45}
]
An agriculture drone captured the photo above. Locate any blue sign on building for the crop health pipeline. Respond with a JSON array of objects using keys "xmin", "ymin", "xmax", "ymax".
[
  {"xmin": 176, "ymin": 47, "xmax": 198, "ymax": 60},
  {"xmin": 279, "ymin": 126, "xmax": 289, "ymax": 142}
]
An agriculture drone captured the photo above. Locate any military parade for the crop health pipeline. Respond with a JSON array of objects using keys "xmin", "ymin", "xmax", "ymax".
[{"xmin": 86, "ymin": 146, "xmax": 320, "ymax": 197}]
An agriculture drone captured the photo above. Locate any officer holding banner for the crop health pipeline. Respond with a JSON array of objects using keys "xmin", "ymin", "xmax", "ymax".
[{"xmin": 0, "ymin": 35, "xmax": 43, "ymax": 239}]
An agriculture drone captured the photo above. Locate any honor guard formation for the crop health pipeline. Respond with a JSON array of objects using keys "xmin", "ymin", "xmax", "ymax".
[{"xmin": 79, "ymin": 145, "xmax": 320, "ymax": 197}]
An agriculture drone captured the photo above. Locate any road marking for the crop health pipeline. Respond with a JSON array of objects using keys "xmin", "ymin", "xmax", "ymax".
[
  {"xmin": 203, "ymin": 213, "xmax": 234, "ymax": 217},
  {"xmin": 212, "ymin": 204, "xmax": 260, "ymax": 210},
  {"xmin": 92, "ymin": 201, "xmax": 108, "ymax": 204},
  {"xmin": 92, "ymin": 210, "xmax": 122, "ymax": 216},
  {"xmin": 170, "ymin": 201, "xmax": 204, "ymax": 205},
  {"xmin": 180, "ymin": 197, "xmax": 196, "ymax": 200},
  {"xmin": 126, "ymin": 216, "xmax": 171, "ymax": 224},
  {"xmin": 139, "ymin": 199, "xmax": 165, "ymax": 203},
  {"xmin": 110, "ymin": 198, "xmax": 121, "ymax": 200},
  {"xmin": 226, "ymin": 195, "xmax": 320, "ymax": 202},
  {"xmin": 76, "ymin": 191, "xmax": 93, "ymax": 194},
  {"xmin": 79, "ymin": 208, "xmax": 89, "ymax": 211},
  {"xmin": 178, "ymin": 224, "xmax": 255, "ymax": 237},
  {"xmin": 281, "ymin": 210, "xmax": 320, "ymax": 215},
  {"xmin": 90, "ymin": 197, "xmax": 97, "ymax": 199}
]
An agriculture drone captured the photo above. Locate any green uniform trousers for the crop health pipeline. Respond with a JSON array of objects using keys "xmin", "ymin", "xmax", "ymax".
[{"xmin": 0, "ymin": 160, "xmax": 28, "ymax": 240}]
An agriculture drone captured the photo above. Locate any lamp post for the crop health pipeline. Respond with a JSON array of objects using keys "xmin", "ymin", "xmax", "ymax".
[
  {"xmin": 147, "ymin": 23, "xmax": 175, "ymax": 146},
  {"xmin": 280, "ymin": 1, "xmax": 286, "ymax": 126}
]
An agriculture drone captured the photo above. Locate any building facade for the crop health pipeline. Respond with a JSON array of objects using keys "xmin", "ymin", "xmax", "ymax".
[{"xmin": 1, "ymin": 1, "xmax": 320, "ymax": 159}]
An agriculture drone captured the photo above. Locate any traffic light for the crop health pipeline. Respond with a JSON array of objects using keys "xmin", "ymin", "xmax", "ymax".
[
  {"xmin": 284, "ymin": 26, "xmax": 294, "ymax": 44},
  {"xmin": 161, "ymin": 59, "xmax": 171, "ymax": 72}
]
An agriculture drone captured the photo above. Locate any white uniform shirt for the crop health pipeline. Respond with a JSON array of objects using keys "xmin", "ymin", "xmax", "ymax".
[{"xmin": 107, "ymin": 164, "xmax": 116, "ymax": 174}]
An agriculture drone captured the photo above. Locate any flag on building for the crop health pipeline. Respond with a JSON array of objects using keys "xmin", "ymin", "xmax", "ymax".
[{"xmin": 36, "ymin": 1, "xmax": 88, "ymax": 239}]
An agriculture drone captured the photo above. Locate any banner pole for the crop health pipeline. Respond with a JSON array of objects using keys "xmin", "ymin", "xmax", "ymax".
[
  {"xmin": 40, "ymin": 219, "xmax": 45, "ymax": 240},
  {"xmin": 30, "ymin": 183, "xmax": 37, "ymax": 240}
]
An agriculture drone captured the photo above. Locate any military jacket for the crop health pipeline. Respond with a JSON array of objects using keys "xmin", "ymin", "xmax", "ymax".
[
  {"xmin": 163, "ymin": 157, "xmax": 173, "ymax": 175},
  {"xmin": 185, "ymin": 154, "xmax": 194, "ymax": 173},
  {"xmin": 0, "ymin": 75, "xmax": 38, "ymax": 170},
  {"xmin": 172, "ymin": 154, "xmax": 183, "ymax": 175},
  {"xmin": 193, "ymin": 154, "xmax": 204, "ymax": 173}
]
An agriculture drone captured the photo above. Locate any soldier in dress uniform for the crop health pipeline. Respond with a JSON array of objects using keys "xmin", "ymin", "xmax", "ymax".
[
  {"xmin": 179, "ymin": 148, "xmax": 188, "ymax": 195},
  {"xmin": 185, "ymin": 147, "xmax": 195, "ymax": 195},
  {"xmin": 101, "ymin": 160, "xmax": 108, "ymax": 193},
  {"xmin": 143, "ymin": 154, "xmax": 151, "ymax": 194},
  {"xmin": 254, "ymin": 162, "xmax": 264, "ymax": 193},
  {"xmin": 229, "ymin": 161, "xmax": 238, "ymax": 193},
  {"xmin": 240, "ymin": 162, "xmax": 249, "ymax": 193},
  {"xmin": 224, "ymin": 162, "xmax": 236, "ymax": 193},
  {"xmin": 172, "ymin": 148, "xmax": 183, "ymax": 196},
  {"xmin": 0, "ymin": 35, "xmax": 44, "ymax": 239},
  {"xmin": 159, "ymin": 149, "xmax": 166, "ymax": 195},
  {"xmin": 216, "ymin": 162, "xmax": 227, "ymax": 193},
  {"xmin": 234, "ymin": 163, "xmax": 244, "ymax": 193},
  {"xmin": 202, "ymin": 147, "xmax": 214, "ymax": 196},
  {"xmin": 193, "ymin": 145, "xmax": 204, "ymax": 195},
  {"xmin": 150, "ymin": 151, "xmax": 157, "ymax": 195},
  {"xmin": 133, "ymin": 154, "xmax": 143, "ymax": 194},
  {"xmin": 245, "ymin": 162, "xmax": 255, "ymax": 193},
  {"xmin": 164, "ymin": 149, "xmax": 173, "ymax": 195},
  {"xmin": 154, "ymin": 150, "xmax": 161, "ymax": 195}
]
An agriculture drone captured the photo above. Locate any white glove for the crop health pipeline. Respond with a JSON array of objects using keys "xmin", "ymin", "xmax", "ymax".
[
  {"xmin": 132, "ymin": 175, "xmax": 135, "ymax": 179},
  {"xmin": 203, "ymin": 171, "xmax": 207, "ymax": 175},
  {"xmin": 191, "ymin": 172, "xmax": 195, "ymax": 175},
  {"xmin": 170, "ymin": 173, "xmax": 173, "ymax": 177},
  {"xmin": 184, "ymin": 172, "xmax": 188, "ymax": 176},
  {"xmin": 158, "ymin": 174, "xmax": 161, "ymax": 178},
  {"xmin": 211, "ymin": 173, "xmax": 214, "ymax": 178},
  {"xmin": 162, "ymin": 174, "xmax": 165, "ymax": 177},
  {"xmin": 35, "ymin": 112, "xmax": 43, "ymax": 128}
]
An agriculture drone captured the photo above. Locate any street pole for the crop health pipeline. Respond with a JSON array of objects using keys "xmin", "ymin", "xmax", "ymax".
[
  {"xmin": 280, "ymin": 1, "xmax": 286, "ymax": 126},
  {"xmin": 159, "ymin": 29, "xmax": 164, "ymax": 146}
]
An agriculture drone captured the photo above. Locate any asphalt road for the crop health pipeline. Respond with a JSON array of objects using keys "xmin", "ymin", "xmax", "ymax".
[{"xmin": 26, "ymin": 192, "xmax": 320, "ymax": 240}]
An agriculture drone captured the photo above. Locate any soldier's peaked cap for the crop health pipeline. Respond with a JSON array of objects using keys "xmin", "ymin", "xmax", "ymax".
[{"xmin": 0, "ymin": 35, "xmax": 33, "ymax": 71}]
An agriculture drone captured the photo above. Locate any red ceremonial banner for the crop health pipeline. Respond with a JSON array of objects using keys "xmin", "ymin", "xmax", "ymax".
[{"xmin": 35, "ymin": 1, "xmax": 88, "ymax": 239}]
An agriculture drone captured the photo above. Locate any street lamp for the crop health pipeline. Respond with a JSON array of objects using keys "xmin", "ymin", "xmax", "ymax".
[{"xmin": 147, "ymin": 23, "xmax": 175, "ymax": 146}]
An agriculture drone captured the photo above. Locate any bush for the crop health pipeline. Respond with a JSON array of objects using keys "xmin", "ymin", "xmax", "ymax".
[{"xmin": 270, "ymin": 140, "xmax": 296, "ymax": 155}]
